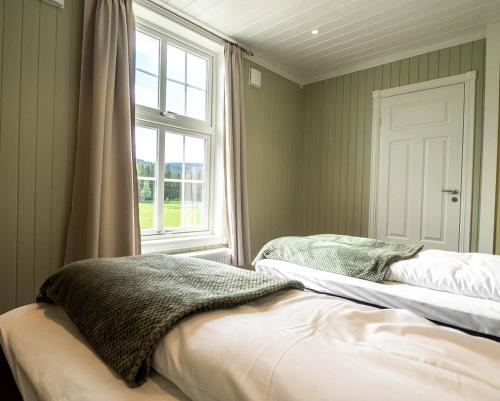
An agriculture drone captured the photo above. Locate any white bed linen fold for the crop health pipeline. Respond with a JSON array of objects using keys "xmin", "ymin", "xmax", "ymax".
[
  {"xmin": 153, "ymin": 290, "xmax": 500, "ymax": 401},
  {"xmin": 0, "ymin": 304, "xmax": 190, "ymax": 401}
]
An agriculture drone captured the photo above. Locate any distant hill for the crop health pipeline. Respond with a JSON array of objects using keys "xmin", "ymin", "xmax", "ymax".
[{"xmin": 137, "ymin": 159, "xmax": 203, "ymax": 179}]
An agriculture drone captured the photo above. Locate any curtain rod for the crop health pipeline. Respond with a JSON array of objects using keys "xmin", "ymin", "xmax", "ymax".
[{"xmin": 144, "ymin": 0, "xmax": 254, "ymax": 56}]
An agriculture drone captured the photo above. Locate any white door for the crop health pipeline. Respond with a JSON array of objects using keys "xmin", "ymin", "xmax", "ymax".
[{"xmin": 376, "ymin": 83, "xmax": 465, "ymax": 251}]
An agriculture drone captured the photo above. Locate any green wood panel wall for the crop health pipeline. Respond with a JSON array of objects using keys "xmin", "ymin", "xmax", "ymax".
[
  {"xmin": 0, "ymin": 0, "xmax": 83, "ymax": 313},
  {"xmin": 244, "ymin": 60, "xmax": 303, "ymax": 258},
  {"xmin": 300, "ymin": 40, "xmax": 486, "ymax": 252}
]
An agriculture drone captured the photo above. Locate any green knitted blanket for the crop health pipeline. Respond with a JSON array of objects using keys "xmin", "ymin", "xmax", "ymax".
[
  {"xmin": 253, "ymin": 234, "xmax": 423, "ymax": 283},
  {"xmin": 37, "ymin": 254, "xmax": 303, "ymax": 387}
]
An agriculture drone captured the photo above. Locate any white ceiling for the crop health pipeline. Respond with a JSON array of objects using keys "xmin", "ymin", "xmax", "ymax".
[{"xmin": 153, "ymin": 0, "xmax": 500, "ymax": 85}]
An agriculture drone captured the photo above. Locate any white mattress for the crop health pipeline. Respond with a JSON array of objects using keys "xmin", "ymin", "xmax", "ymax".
[
  {"xmin": 0, "ymin": 304, "xmax": 191, "ymax": 401},
  {"xmin": 255, "ymin": 258, "xmax": 500, "ymax": 337}
]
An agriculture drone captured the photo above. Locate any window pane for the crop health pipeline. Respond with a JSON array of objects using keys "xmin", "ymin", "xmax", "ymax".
[
  {"xmin": 136, "ymin": 31, "xmax": 159, "ymax": 75},
  {"xmin": 187, "ymin": 53, "xmax": 207, "ymax": 89},
  {"xmin": 166, "ymin": 80, "xmax": 185, "ymax": 115},
  {"xmin": 136, "ymin": 127, "xmax": 157, "ymax": 230},
  {"xmin": 186, "ymin": 87, "xmax": 206, "ymax": 120},
  {"xmin": 136, "ymin": 70, "xmax": 158, "ymax": 108},
  {"xmin": 165, "ymin": 133, "xmax": 183, "ymax": 179},
  {"xmin": 183, "ymin": 182, "xmax": 203, "ymax": 226},
  {"xmin": 136, "ymin": 127, "xmax": 157, "ymax": 177},
  {"xmin": 185, "ymin": 136, "xmax": 205, "ymax": 180},
  {"xmin": 138, "ymin": 179, "xmax": 155, "ymax": 229},
  {"xmin": 164, "ymin": 181, "xmax": 181, "ymax": 228},
  {"xmin": 167, "ymin": 45, "xmax": 185, "ymax": 82}
]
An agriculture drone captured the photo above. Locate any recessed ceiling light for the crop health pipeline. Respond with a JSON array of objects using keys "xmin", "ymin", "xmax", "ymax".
[{"xmin": 311, "ymin": 29, "xmax": 320, "ymax": 35}]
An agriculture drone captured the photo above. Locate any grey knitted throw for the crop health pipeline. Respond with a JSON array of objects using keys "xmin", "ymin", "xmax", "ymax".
[
  {"xmin": 253, "ymin": 234, "xmax": 423, "ymax": 283},
  {"xmin": 37, "ymin": 254, "xmax": 303, "ymax": 387}
]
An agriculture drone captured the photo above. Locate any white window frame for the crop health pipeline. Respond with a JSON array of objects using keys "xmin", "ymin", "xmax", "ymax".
[{"xmin": 134, "ymin": 11, "xmax": 223, "ymax": 246}]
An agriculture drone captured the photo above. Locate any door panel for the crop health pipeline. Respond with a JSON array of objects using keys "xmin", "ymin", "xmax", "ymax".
[
  {"xmin": 421, "ymin": 137, "xmax": 448, "ymax": 242},
  {"xmin": 386, "ymin": 141, "xmax": 410, "ymax": 239},
  {"xmin": 376, "ymin": 83, "xmax": 464, "ymax": 251}
]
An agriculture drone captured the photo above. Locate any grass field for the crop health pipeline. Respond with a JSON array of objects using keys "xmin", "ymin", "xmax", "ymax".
[{"xmin": 139, "ymin": 201, "xmax": 201, "ymax": 229}]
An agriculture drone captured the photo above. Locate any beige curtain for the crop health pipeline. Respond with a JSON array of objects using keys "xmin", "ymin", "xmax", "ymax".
[
  {"xmin": 224, "ymin": 44, "xmax": 251, "ymax": 266},
  {"xmin": 65, "ymin": 0, "xmax": 140, "ymax": 263}
]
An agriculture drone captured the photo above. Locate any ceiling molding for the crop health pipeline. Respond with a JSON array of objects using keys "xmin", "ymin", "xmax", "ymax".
[{"xmin": 302, "ymin": 29, "xmax": 486, "ymax": 85}]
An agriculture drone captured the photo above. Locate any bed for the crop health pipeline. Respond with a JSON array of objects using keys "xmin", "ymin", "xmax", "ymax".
[
  {"xmin": 254, "ymin": 237, "xmax": 500, "ymax": 338},
  {"xmin": 3, "ymin": 291, "xmax": 500, "ymax": 401},
  {"xmin": 2, "ymin": 253, "xmax": 500, "ymax": 401}
]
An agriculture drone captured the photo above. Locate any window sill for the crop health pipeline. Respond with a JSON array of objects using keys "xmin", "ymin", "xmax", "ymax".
[{"xmin": 141, "ymin": 234, "xmax": 227, "ymax": 254}]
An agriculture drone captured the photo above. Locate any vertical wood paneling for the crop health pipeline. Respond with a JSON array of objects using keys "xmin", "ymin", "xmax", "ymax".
[
  {"xmin": 301, "ymin": 40, "xmax": 486, "ymax": 252},
  {"xmin": 399, "ymin": 58, "xmax": 409, "ymax": 86},
  {"xmin": 390, "ymin": 61, "xmax": 399, "ymax": 88},
  {"xmin": 361, "ymin": 68, "xmax": 374, "ymax": 236},
  {"xmin": 354, "ymin": 70, "xmax": 366, "ymax": 235},
  {"xmin": 382, "ymin": 63, "xmax": 391, "ymax": 89},
  {"xmin": 51, "ymin": 0, "xmax": 75, "ymax": 272},
  {"xmin": 449, "ymin": 45, "xmax": 461, "ymax": 76},
  {"xmin": 302, "ymin": 85, "xmax": 311, "ymax": 234},
  {"xmin": 324, "ymin": 79, "xmax": 335, "ymax": 232},
  {"xmin": 418, "ymin": 53, "xmax": 428, "ymax": 82},
  {"xmin": 460, "ymin": 42, "xmax": 472, "ymax": 72},
  {"xmin": 312, "ymin": 83, "xmax": 323, "ymax": 232},
  {"xmin": 322, "ymin": 83, "xmax": 331, "ymax": 233},
  {"xmin": 428, "ymin": 50, "xmax": 439, "ymax": 79},
  {"xmin": 347, "ymin": 72, "xmax": 358, "ymax": 234},
  {"xmin": 438, "ymin": 47, "xmax": 450, "ymax": 77},
  {"xmin": 244, "ymin": 60, "xmax": 303, "ymax": 257},
  {"xmin": 408, "ymin": 56, "xmax": 419, "ymax": 84},
  {"xmin": 0, "ymin": 0, "xmax": 22, "ymax": 313},
  {"xmin": 339, "ymin": 74, "xmax": 351, "ymax": 234},
  {"xmin": 332, "ymin": 76, "xmax": 343, "ymax": 234},
  {"xmin": 17, "ymin": 0, "xmax": 40, "ymax": 306},
  {"xmin": 34, "ymin": 3, "xmax": 57, "ymax": 292},
  {"xmin": 0, "ymin": 0, "xmax": 83, "ymax": 313}
]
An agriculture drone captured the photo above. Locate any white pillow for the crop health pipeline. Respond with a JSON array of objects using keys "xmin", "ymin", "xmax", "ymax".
[{"xmin": 386, "ymin": 249, "xmax": 500, "ymax": 302}]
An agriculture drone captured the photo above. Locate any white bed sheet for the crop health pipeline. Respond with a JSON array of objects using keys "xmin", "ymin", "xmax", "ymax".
[
  {"xmin": 153, "ymin": 289, "xmax": 500, "ymax": 401},
  {"xmin": 0, "ymin": 304, "xmax": 190, "ymax": 401},
  {"xmin": 255, "ymin": 258, "xmax": 500, "ymax": 337}
]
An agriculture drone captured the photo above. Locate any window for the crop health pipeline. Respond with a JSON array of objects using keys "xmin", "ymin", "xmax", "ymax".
[{"xmin": 134, "ymin": 19, "xmax": 218, "ymax": 239}]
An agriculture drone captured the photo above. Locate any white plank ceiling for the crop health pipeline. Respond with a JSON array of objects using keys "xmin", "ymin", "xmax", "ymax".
[{"xmin": 153, "ymin": 0, "xmax": 500, "ymax": 84}]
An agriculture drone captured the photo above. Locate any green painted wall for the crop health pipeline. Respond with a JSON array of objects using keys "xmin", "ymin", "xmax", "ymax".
[
  {"xmin": 0, "ymin": 0, "xmax": 84, "ymax": 313},
  {"xmin": 299, "ymin": 40, "xmax": 486, "ymax": 252},
  {"xmin": 244, "ymin": 60, "xmax": 303, "ymax": 258}
]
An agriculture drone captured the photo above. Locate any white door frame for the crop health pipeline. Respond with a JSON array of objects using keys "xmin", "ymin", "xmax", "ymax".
[{"xmin": 368, "ymin": 71, "xmax": 476, "ymax": 252}]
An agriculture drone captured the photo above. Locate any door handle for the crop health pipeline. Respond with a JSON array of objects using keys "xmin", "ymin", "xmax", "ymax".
[{"xmin": 441, "ymin": 189, "xmax": 459, "ymax": 195}]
